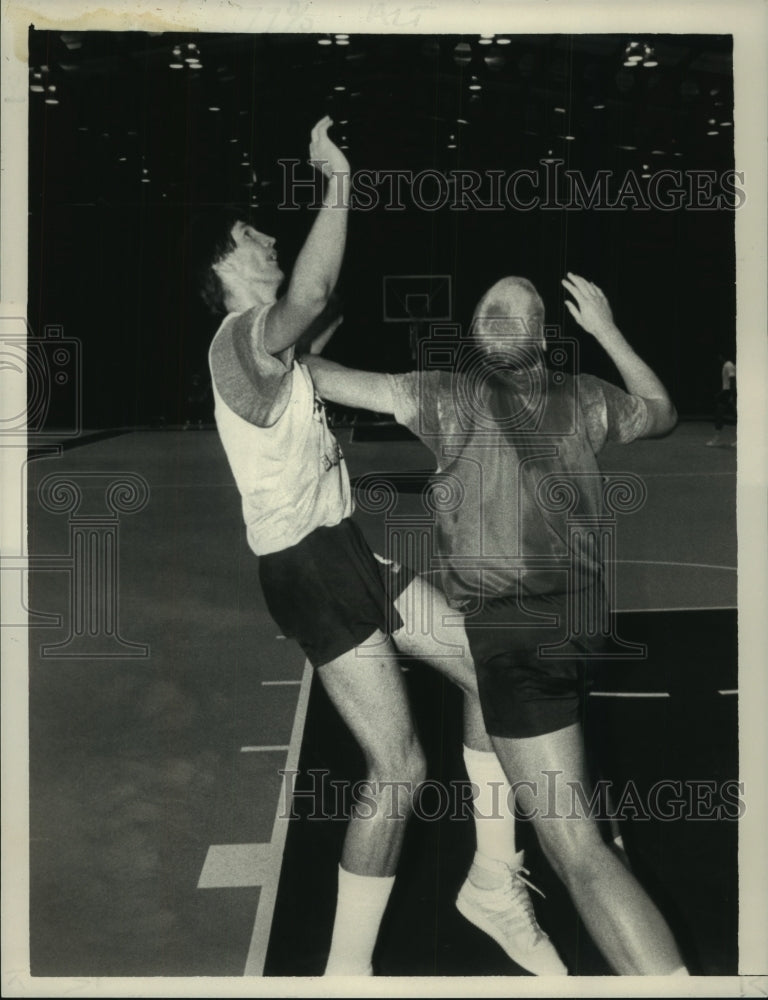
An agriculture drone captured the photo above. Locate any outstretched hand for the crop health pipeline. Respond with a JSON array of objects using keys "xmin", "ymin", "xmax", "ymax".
[
  {"xmin": 309, "ymin": 115, "xmax": 350, "ymax": 179},
  {"xmin": 561, "ymin": 273, "xmax": 616, "ymax": 339}
]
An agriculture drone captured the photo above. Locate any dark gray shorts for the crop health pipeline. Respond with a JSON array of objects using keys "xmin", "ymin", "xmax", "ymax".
[
  {"xmin": 258, "ymin": 518, "xmax": 415, "ymax": 668},
  {"xmin": 466, "ymin": 591, "xmax": 604, "ymax": 739}
]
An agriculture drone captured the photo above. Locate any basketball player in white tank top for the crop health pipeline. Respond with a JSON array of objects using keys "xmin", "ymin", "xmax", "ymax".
[{"xmin": 201, "ymin": 117, "xmax": 564, "ymax": 977}]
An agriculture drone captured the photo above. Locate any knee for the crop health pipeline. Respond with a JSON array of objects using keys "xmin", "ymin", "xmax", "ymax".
[
  {"xmin": 533, "ymin": 819, "xmax": 608, "ymax": 888},
  {"xmin": 367, "ymin": 732, "xmax": 427, "ymax": 790}
]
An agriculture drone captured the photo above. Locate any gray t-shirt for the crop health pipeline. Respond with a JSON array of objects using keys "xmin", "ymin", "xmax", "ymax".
[{"xmin": 388, "ymin": 367, "xmax": 648, "ymax": 609}]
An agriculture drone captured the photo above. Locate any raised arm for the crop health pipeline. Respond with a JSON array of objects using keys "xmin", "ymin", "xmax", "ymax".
[
  {"xmin": 562, "ymin": 272, "xmax": 677, "ymax": 437},
  {"xmin": 264, "ymin": 116, "xmax": 350, "ymax": 355},
  {"xmin": 303, "ymin": 354, "xmax": 396, "ymax": 415}
]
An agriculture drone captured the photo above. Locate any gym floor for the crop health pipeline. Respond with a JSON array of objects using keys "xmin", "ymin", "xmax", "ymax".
[{"xmin": 26, "ymin": 419, "xmax": 737, "ymax": 978}]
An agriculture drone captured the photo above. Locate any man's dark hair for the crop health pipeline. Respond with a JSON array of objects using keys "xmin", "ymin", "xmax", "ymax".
[{"xmin": 188, "ymin": 208, "xmax": 248, "ymax": 316}]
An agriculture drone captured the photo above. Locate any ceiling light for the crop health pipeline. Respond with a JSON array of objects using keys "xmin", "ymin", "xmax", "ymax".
[
  {"xmin": 707, "ymin": 130, "xmax": 719, "ymax": 136},
  {"xmin": 45, "ymin": 98, "xmax": 59, "ymax": 105},
  {"xmin": 554, "ymin": 106, "xmax": 566, "ymax": 113},
  {"xmin": 643, "ymin": 60, "xmax": 658, "ymax": 67},
  {"xmin": 317, "ymin": 38, "xmax": 332, "ymax": 46},
  {"xmin": 651, "ymin": 149, "xmax": 665, "ymax": 155},
  {"xmin": 641, "ymin": 173, "xmax": 651, "ymax": 179},
  {"xmin": 209, "ymin": 106, "xmax": 220, "ymax": 112},
  {"xmin": 720, "ymin": 121, "xmax": 732, "ymax": 127},
  {"xmin": 335, "ymin": 39, "xmax": 349, "ymax": 45},
  {"xmin": 447, "ymin": 143, "xmax": 457, "ymax": 148},
  {"xmin": 457, "ymin": 118, "xmax": 469, "ymax": 125},
  {"xmin": 453, "ymin": 42, "xmax": 472, "ymax": 66},
  {"xmin": 497, "ymin": 38, "xmax": 511, "ymax": 45},
  {"xmin": 562, "ymin": 135, "xmax": 575, "ymax": 141},
  {"xmin": 169, "ymin": 62, "xmax": 183, "ymax": 69},
  {"xmin": 47, "ymin": 84, "xmax": 56, "ymax": 92},
  {"xmin": 30, "ymin": 84, "xmax": 44, "ymax": 92},
  {"xmin": 469, "ymin": 83, "xmax": 482, "ymax": 91},
  {"xmin": 618, "ymin": 144, "xmax": 637, "ymax": 151},
  {"xmin": 478, "ymin": 38, "xmax": 493, "ymax": 46},
  {"xmin": 334, "ymin": 85, "xmax": 346, "ymax": 91},
  {"xmin": 593, "ymin": 103, "xmax": 606, "ymax": 109}
]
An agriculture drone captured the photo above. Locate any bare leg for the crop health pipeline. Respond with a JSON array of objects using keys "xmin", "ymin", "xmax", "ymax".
[
  {"xmin": 317, "ymin": 630, "xmax": 426, "ymax": 876},
  {"xmin": 391, "ymin": 573, "xmax": 492, "ymax": 751},
  {"xmin": 491, "ymin": 723, "xmax": 686, "ymax": 975},
  {"xmin": 318, "ymin": 632, "xmax": 426, "ymax": 975}
]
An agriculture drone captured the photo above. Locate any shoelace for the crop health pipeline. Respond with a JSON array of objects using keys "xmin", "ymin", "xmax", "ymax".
[{"xmin": 497, "ymin": 866, "xmax": 547, "ymax": 944}]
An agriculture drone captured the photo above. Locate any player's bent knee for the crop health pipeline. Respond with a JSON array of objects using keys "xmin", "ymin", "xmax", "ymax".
[
  {"xmin": 364, "ymin": 731, "xmax": 426, "ymax": 789},
  {"xmin": 532, "ymin": 816, "xmax": 609, "ymax": 885}
]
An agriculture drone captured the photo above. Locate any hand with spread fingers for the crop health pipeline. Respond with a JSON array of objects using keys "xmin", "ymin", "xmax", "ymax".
[
  {"xmin": 309, "ymin": 115, "xmax": 350, "ymax": 179},
  {"xmin": 561, "ymin": 272, "xmax": 617, "ymax": 340}
]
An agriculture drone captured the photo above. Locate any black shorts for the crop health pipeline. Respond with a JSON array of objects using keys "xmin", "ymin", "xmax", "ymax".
[
  {"xmin": 465, "ymin": 591, "xmax": 604, "ymax": 740},
  {"xmin": 258, "ymin": 518, "xmax": 415, "ymax": 668}
]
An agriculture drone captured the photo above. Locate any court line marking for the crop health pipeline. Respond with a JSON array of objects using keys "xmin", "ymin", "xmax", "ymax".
[
  {"xmin": 244, "ymin": 659, "xmax": 313, "ymax": 976},
  {"xmin": 197, "ymin": 843, "xmax": 272, "ymax": 890},
  {"xmin": 614, "ymin": 560, "xmax": 737, "ymax": 571},
  {"xmin": 261, "ymin": 679, "xmax": 302, "ymax": 687},
  {"xmin": 618, "ymin": 605, "xmax": 736, "ymax": 613},
  {"xmin": 589, "ymin": 691, "xmax": 670, "ymax": 698},
  {"xmin": 240, "ymin": 745, "xmax": 290, "ymax": 753},
  {"xmin": 604, "ymin": 471, "xmax": 734, "ymax": 477}
]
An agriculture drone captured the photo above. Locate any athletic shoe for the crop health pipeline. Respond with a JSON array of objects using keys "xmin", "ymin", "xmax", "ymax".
[{"xmin": 456, "ymin": 851, "xmax": 567, "ymax": 975}]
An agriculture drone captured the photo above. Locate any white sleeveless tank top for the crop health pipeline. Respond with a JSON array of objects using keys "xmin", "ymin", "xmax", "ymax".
[{"xmin": 209, "ymin": 307, "xmax": 353, "ymax": 556}]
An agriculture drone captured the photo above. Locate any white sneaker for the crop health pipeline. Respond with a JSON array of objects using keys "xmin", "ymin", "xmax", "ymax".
[{"xmin": 456, "ymin": 851, "xmax": 568, "ymax": 975}]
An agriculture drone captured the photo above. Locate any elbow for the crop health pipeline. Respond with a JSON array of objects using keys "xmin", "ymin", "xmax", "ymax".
[
  {"xmin": 662, "ymin": 400, "xmax": 678, "ymax": 435},
  {"xmin": 646, "ymin": 398, "xmax": 677, "ymax": 437}
]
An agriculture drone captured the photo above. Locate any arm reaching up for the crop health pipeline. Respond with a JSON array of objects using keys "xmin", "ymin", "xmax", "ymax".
[
  {"xmin": 264, "ymin": 116, "xmax": 350, "ymax": 355},
  {"xmin": 562, "ymin": 273, "xmax": 677, "ymax": 437}
]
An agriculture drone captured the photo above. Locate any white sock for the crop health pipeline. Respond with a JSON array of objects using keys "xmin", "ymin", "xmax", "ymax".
[
  {"xmin": 463, "ymin": 745, "xmax": 518, "ymax": 865},
  {"xmin": 324, "ymin": 865, "xmax": 395, "ymax": 976}
]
